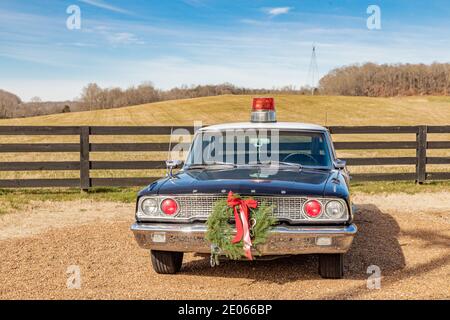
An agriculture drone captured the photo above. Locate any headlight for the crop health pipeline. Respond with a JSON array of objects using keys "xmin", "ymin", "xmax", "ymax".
[
  {"xmin": 325, "ymin": 200, "xmax": 345, "ymax": 219},
  {"xmin": 141, "ymin": 198, "xmax": 159, "ymax": 216}
]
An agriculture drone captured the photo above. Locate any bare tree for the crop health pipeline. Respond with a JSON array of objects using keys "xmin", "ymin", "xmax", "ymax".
[
  {"xmin": 80, "ymin": 83, "xmax": 103, "ymax": 110},
  {"xmin": 30, "ymin": 96, "xmax": 42, "ymax": 103},
  {"xmin": 0, "ymin": 89, "xmax": 21, "ymax": 118}
]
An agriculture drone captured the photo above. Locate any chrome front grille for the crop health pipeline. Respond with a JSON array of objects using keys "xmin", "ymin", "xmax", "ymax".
[
  {"xmin": 174, "ymin": 195, "xmax": 311, "ymax": 221},
  {"xmin": 137, "ymin": 194, "xmax": 350, "ymax": 223}
]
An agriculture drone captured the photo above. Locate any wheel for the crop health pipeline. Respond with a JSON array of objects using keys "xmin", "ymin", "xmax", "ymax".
[
  {"xmin": 150, "ymin": 250, "xmax": 184, "ymax": 274},
  {"xmin": 319, "ymin": 254, "xmax": 344, "ymax": 279}
]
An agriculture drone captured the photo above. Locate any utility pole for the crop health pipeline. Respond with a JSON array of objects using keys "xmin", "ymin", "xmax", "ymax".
[{"xmin": 306, "ymin": 45, "xmax": 319, "ymax": 95}]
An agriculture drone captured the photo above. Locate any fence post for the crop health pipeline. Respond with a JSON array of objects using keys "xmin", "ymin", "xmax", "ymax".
[
  {"xmin": 80, "ymin": 126, "xmax": 91, "ymax": 191},
  {"xmin": 416, "ymin": 125, "xmax": 427, "ymax": 184}
]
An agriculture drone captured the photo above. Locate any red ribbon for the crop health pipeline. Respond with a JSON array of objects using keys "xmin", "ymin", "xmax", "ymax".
[{"xmin": 227, "ymin": 191, "xmax": 258, "ymax": 260}]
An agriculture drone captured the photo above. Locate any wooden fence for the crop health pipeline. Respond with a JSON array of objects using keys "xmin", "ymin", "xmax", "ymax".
[{"xmin": 0, "ymin": 125, "xmax": 449, "ymax": 189}]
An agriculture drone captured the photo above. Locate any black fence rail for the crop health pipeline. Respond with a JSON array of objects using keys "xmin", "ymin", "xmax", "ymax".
[{"xmin": 0, "ymin": 125, "xmax": 449, "ymax": 189}]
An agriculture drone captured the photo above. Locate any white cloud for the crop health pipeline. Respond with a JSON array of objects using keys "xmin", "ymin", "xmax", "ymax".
[
  {"xmin": 88, "ymin": 25, "xmax": 145, "ymax": 45},
  {"xmin": 107, "ymin": 32, "xmax": 144, "ymax": 45},
  {"xmin": 182, "ymin": 0, "xmax": 206, "ymax": 7},
  {"xmin": 0, "ymin": 79, "xmax": 88, "ymax": 101},
  {"xmin": 265, "ymin": 7, "xmax": 292, "ymax": 17},
  {"xmin": 78, "ymin": 0, "xmax": 131, "ymax": 14}
]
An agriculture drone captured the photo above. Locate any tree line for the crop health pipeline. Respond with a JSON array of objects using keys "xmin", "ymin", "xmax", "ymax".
[
  {"xmin": 0, "ymin": 83, "xmax": 307, "ymax": 119},
  {"xmin": 319, "ymin": 62, "xmax": 450, "ymax": 97},
  {"xmin": 79, "ymin": 82, "xmax": 305, "ymax": 111}
]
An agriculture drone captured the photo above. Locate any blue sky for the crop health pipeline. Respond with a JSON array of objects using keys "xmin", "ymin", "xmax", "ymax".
[{"xmin": 1, "ymin": 0, "xmax": 450, "ymax": 101}]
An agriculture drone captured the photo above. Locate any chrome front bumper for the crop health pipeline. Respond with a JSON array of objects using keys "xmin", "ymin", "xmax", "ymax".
[{"xmin": 131, "ymin": 223, "xmax": 357, "ymax": 255}]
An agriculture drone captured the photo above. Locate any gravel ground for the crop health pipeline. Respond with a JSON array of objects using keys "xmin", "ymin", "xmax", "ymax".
[{"xmin": 0, "ymin": 193, "xmax": 449, "ymax": 300}]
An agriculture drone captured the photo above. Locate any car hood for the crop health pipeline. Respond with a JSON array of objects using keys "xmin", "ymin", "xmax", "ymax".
[{"xmin": 154, "ymin": 167, "xmax": 335, "ymax": 196}]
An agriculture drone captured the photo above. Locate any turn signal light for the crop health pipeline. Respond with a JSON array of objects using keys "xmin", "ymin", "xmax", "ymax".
[
  {"xmin": 304, "ymin": 199, "xmax": 322, "ymax": 218},
  {"xmin": 160, "ymin": 198, "xmax": 179, "ymax": 215}
]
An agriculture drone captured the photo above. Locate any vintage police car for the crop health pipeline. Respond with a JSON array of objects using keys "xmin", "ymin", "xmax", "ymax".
[{"xmin": 131, "ymin": 98, "xmax": 356, "ymax": 279}]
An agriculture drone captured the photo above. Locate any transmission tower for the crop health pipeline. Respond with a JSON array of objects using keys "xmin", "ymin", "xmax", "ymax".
[{"xmin": 306, "ymin": 45, "xmax": 319, "ymax": 95}]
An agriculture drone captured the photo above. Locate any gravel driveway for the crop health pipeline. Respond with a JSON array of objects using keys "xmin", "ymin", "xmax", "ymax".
[{"xmin": 0, "ymin": 193, "xmax": 449, "ymax": 300}]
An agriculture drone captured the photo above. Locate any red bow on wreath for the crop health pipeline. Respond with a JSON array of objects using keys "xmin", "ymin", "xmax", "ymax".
[{"xmin": 227, "ymin": 191, "xmax": 258, "ymax": 260}]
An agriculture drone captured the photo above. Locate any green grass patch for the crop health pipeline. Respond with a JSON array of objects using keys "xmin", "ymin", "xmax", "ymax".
[
  {"xmin": 0, "ymin": 187, "xmax": 140, "ymax": 203},
  {"xmin": 0, "ymin": 187, "xmax": 140, "ymax": 214},
  {"xmin": 350, "ymin": 180, "xmax": 450, "ymax": 194}
]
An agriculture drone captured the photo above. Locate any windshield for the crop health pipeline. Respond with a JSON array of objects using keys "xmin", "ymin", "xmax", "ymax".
[{"xmin": 185, "ymin": 129, "xmax": 332, "ymax": 168}]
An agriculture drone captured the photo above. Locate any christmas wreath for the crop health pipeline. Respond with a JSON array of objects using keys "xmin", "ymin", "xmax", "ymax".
[{"xmin": 206, "ymin": 191, "xmax": 276, "ymax": 263}]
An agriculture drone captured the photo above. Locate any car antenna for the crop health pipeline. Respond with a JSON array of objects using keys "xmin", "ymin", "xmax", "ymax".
[{"xmin": 166, "ymin": 126, "xmax": 174, "ymax": 177}]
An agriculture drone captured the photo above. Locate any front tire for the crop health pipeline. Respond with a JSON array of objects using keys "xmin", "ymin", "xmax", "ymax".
[
  {"xmin": 150, "ymin": 250, "xmax": 183, "ymax": 274},
  {"xmin": 319, "ymin": 254, "xmax": 344, "ymax": 279}
]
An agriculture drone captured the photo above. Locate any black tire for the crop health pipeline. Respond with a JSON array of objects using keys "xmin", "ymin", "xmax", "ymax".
[
  {"xmin": 150, "ymin": 250, "xmax": 184, "ymax": 274},
  {"xmin": 319, "ymin": 254, "xmax": 344, "ymax": 279}
]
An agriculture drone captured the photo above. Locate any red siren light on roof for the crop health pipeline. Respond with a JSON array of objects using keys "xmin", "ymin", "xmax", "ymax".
[
  {"xmin": 252, "ymin": 98, "xmax": 275, "ymax": 111},
  {"xmin": 251, "ymin": 98, "xmax": 277, "ymax": 123}
]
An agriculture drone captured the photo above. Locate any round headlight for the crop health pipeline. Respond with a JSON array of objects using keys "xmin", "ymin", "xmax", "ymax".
[
  {"xmin": 141, "ymin": 198, "xmax": 158, "ymax": 215},
  {"xmin": 325, "ymin": 201, "xmax": 345, "ymax": 219}
]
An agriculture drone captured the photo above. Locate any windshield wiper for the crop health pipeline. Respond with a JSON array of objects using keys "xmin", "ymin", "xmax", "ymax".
[
  {"xmin": 250, "ymin": 161, "xmax": 304, "ymax": 172},
  {"xmin": 185, "ymin": 161, "xmax": 237, "ymax": 170},
  {"xmin": 301, "ymin": 166, "xmax": 331, "ymax": 172},
  {"xmin": 262, "ymin": 161, "xmax": 303, "ymax": 169},
  {"xmin": 261, "ymin": 161, "xmax": 331, "ymax": 171}
]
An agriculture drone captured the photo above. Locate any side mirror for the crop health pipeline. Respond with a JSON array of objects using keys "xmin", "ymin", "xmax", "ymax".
[
  {"xmin": 334, "ymin": 159, "xmax": 346, "ymax": 170},
  {"xmin": 166, "ymin": 159, "xmax": 183, "ymax": 168},
  {"xmin": 166, "ymin": 160, "xmax": 183, "ymax": 178}
]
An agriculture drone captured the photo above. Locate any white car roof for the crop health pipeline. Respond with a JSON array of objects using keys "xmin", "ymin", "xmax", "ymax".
[{"xmin": 199, "ymin": 122, "xmax": 328, "ymax": 132}]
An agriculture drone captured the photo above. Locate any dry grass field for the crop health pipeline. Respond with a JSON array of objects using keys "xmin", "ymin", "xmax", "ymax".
[{"xmin": 2, "ymin": 95, "xmax": 450, "ymax": 126}]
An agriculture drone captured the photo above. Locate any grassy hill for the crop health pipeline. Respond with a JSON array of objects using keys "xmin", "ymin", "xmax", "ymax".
[{"xmin": 1, "ymin": 95, "xmax": 450, "ymax": 126}]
